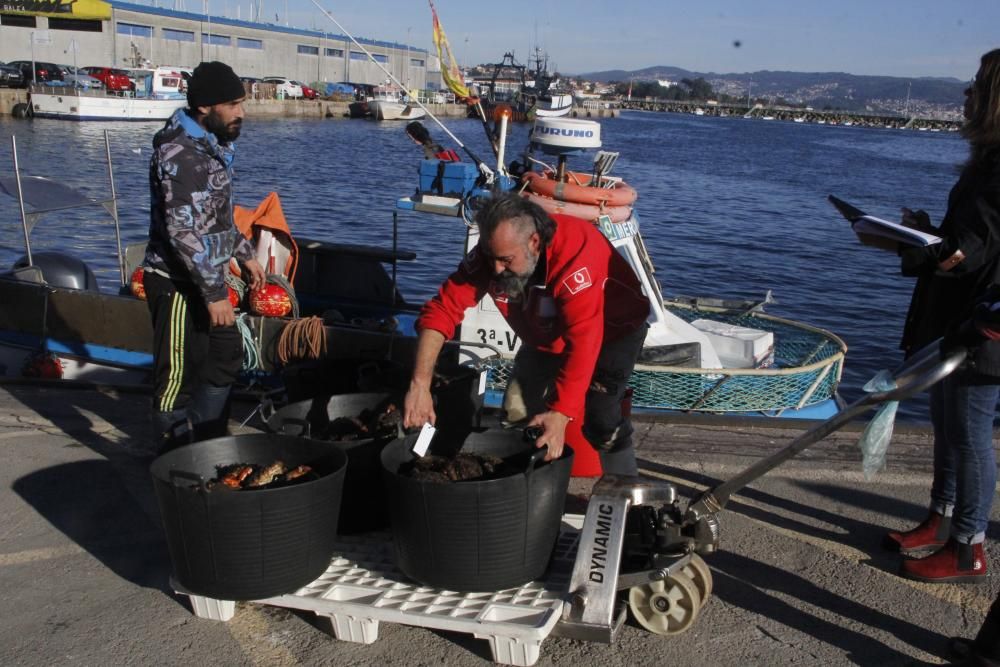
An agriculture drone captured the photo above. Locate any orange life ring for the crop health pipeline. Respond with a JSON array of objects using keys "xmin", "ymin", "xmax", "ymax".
[
  {"xmin": 522, "ymin": 191, "xmax": 632, "ymax": 224},
  {"xmin": 523, "ymin": 170, "xmax": 638, "ymax": 207}
]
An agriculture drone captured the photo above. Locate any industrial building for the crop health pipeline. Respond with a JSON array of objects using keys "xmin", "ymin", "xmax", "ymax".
[{"xmin": 0, "ymin": 0, "xmax": 438, "ymax": 89}]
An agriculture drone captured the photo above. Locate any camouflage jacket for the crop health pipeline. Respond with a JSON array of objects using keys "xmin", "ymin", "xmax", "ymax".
[{"xmin": 143, "ymin": 108, "xmax": 254, "ymax": 304}]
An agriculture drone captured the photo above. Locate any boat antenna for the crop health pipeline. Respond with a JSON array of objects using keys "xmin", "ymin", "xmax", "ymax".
[{"xmin": 307, "ymin": 0, "xmax": 494, "ymax": 181}]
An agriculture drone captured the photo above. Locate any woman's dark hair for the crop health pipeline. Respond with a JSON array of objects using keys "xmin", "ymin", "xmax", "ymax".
[
  {"xmin": 406, "ymin": 120, "xmax": 431, "ymax": 145},
  {"xmin": 474, "ymin": 192, "xmax": 556, "ymax": 245},
  {"xmin": 963, "ymin": 48, "xmax": 1000, "ymax": 161}
]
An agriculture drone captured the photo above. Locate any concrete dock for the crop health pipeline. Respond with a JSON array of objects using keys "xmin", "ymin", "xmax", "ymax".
[{"xmin": 0, "ymin": 381, "xmax": 996, "ymax": 666}]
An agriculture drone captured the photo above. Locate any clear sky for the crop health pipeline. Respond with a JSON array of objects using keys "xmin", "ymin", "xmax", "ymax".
[{"xmin": 203, "ymin": 0, "xmax": 999, "ymax": 80}]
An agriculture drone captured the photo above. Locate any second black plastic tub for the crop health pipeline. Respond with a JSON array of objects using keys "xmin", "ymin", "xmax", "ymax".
[
  {"xmin": 380, "ymin": 429, "xmax": 573, "ymax": 592},
  {"xmin": 263, "ymin": 392, "xmax": 391, "ymax": 534},
  {"xmin": 150, "ymin": 433, "xmax": 348, "ymax": 601}
]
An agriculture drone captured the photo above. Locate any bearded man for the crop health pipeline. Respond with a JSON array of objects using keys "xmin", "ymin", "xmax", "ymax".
[
  {"xmin": 142, "ymin": 61, "xmax": 265, "ymax": 452},
  {"xmin": 404, "ymin": 193, "xmax": 650, "ymax": 475}
]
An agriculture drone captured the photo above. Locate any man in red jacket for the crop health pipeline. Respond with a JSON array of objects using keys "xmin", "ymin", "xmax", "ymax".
[{"xmin": 403, "ymin": 193, "xmax": 650, "ymax": 475}]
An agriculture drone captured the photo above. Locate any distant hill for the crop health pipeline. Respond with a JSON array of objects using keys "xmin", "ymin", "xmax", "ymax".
[{"xmin": 578, "ymin": 66, "xmax": 966, "ymax": 116}]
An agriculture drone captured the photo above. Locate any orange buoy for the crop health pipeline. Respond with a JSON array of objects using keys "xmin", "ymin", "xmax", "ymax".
[
  {"xmin": 250, "ymin": 283, "xmax": 293, "ymax": 317},
  {"xmin": 129, "ymin": 266, "xmax": 146, "ymax": 300},
  {"xmin": 523, "ymin": 190, "xmax": 632, "ymax": 224},
  {"xmin": 523, "ymin": 170, "xmax": 638, "ymax": 207}
]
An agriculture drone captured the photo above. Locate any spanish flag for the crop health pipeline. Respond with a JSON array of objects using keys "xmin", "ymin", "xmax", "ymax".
[{"xmin": 429, "ymin": 1, "xmax": 475, "ymax": 101}]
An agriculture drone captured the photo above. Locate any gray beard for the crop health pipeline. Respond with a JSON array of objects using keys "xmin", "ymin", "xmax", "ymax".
[
  {"xmin": 494, "ymin": 250, "xmax": 538, "ymax": 301},
  {"xmin": 495, "ymin": 271, "xmax": 531, "ymax": 301}
]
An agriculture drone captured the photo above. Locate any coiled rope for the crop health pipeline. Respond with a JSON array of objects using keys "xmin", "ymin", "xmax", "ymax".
[
  {"xmin": 235, "ymin": 313, "xmax": 261, "ymax": 371},
  {"xmin": 276, "ymin": 316, "xmax": 327, "ymax": 365}
]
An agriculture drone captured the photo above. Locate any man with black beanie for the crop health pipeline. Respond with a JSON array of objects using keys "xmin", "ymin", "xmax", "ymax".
[{"xmin": 142, "ymin": 60, "xmax": 265, "ymax": 451}]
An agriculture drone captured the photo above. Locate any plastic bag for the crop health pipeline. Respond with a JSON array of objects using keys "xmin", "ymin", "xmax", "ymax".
[{"xmin": 857, "ymin": 369, "xmax": 899, "ymax": 480}]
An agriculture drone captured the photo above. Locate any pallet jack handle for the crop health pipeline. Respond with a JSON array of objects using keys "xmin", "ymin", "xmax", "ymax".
[{"xmin": 685, "ymin": 338, "xmax": 966, "ymax": 526}]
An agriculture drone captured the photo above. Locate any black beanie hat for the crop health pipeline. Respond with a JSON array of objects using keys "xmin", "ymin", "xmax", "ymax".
[
  {"xmin": 187, "ymin": 61, "xmax": 245, "ymax": 109},
  {"xmin": 406, "ymin": 120, "xmax": 430, "ymax": 144}
]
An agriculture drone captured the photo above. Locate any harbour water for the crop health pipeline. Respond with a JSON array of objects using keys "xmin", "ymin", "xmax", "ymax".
[{"xmin": 0, "ymin": 111, "xmax": 970, "ymax": 421}]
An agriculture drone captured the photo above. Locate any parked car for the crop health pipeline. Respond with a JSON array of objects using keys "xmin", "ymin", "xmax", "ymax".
[
  {"xmin": 56, "ymin": 65, "xmax": 103, "ymax": 90},
  {"xmin": 263, "ymin": 76, "xmax": 303, "ymax": 99},
  {"xmin": 0, "ymin": 62, "xmax": 24, "ymax": 88},
  {"xmin": 292, "ymin": 80, "xmax": 318, "ymax": 99},
  {"xmin": 82, "ymin": 66, "xmax": 133, "ymax": 92},
  {"xmin": 7, "ymin": 60, "xmax": 65, "ymax": 87}
]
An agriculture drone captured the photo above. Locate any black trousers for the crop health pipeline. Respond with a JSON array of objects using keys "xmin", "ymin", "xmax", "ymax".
[{"xmin": 145, "ymin": 272, "xmax": 243, "ymax": 416}]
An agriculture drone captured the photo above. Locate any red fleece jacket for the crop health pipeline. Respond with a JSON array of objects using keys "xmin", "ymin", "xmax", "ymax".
[{"xmin": 417, "ymin": 213, "xmax": 650, "ymax": 420}]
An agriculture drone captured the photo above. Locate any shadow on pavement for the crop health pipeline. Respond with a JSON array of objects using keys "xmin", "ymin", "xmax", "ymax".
[
  {"xmin": 711, "ymin": 550, "xmax": 948, "ymax": 663},
  {"xmin": 799, "ymin": 480, "xmax": 1000, "ymax": 542},
  {"xmin": 12, "ymin": 459, "xmax": 171, "ymax": 591}
]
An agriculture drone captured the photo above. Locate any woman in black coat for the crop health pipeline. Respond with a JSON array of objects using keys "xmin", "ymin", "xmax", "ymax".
[{"xmin": 883, "ymin": 48, "xmax": 1000, "ymax": 583}]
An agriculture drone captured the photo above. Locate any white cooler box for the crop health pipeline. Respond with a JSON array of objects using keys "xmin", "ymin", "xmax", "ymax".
[{"xmin": 691, "ymin": 319, "xmax": 775, "ymax": 369}]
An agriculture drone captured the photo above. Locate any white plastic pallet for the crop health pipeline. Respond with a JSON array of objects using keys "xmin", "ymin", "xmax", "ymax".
[{"xmin": 178, "ymin": 514, "xmax": 584, "ymax": 667}]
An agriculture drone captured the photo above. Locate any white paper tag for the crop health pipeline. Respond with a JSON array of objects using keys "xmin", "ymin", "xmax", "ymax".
[
  {"xmin": 412, "ymin": 422, "xmax": 436, "ymax": 457},
  {"xmin": 477, "ymin": 370, "xmax": 487, "ymax": 396}
]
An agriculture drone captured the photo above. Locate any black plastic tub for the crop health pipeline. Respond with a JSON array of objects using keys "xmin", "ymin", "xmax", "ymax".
[
  {"xmin": 263, "ymin": 392, "xmax": 391, "ymax": 534},
  {"xmin": 380, "ymin": 430, "xmax": 573, "ymax": 592},
  {"xmin": 150, "ymin": 433, "xmax": 348, "ymax": 601}
]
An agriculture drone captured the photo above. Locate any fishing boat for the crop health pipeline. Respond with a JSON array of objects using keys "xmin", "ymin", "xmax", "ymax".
[
  {"xmin": 25, "ymin": 68, "xmax": 188, "ymax": 121},
  {"xmin": 26, "ymin": 89, "xmax": 186, "ymax": 121},
  {"xmin": 0, "ymin": 132, "xmax": 434, "ymax": 388},
  {"xmin": 369, "ymin": 98, "xmax": 427, "ymax": 121},
  {"xmin": 397, "ymin": 116, "xmax": 847, "ymax": 419},
  {"xmin": 470, "ymin": 50, "xmax": 573, "ymax": 122}
]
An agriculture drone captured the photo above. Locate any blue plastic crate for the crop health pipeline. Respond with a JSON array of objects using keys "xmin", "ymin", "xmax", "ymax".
[{"xmin": 418, "ymin": 160, "xmax": 481, "ymax": 197}]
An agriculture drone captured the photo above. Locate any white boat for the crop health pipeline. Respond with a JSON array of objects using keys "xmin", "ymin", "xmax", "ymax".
[
  {"xmin": 28, "ymin": 87, "xmax": 186, "ymax": 121},
  {"xmin": 370, "ymin": 99, "xmax": 426, "ymax": 121},
  {"xmin": 397, "ymin": 117, "xmax": 847, "ymax": 419},
  {"xmin": 534, "ymin": 93, "xmax": 574, "ymax": 118}
]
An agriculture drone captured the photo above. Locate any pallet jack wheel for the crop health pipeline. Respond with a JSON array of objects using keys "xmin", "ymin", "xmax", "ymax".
[
  {"xmin": 684, "ymin": 554, "xmax": 713, "ymax": 602},
  {"xmin": 627, "ymin": 570, "xmax": 701, "ymax": 635}
]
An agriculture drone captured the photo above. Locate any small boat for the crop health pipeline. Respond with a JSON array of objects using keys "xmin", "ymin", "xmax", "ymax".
[
  {"xmin": 27, "ymin": 86, "xmax": 186, "ymax": 121},
  {"xmin": 534, "ymin": 93, "xmax": 574, "ymax": 118},
  {"xmin": 0, "ymin": 132, "xmax": 425, "ymax": 385},
  {"xmin": 397, "ymin": 117, "xmax": 847, "ymax": 419},
  {"xmin": 370, "ymin": 99, "xmax": 426, "ymax": 121}
]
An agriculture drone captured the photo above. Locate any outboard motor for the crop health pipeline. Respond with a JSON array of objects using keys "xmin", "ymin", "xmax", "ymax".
[{"xmin": 14, "ymin": 251, "xmax": 100, "ymax": 292}]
